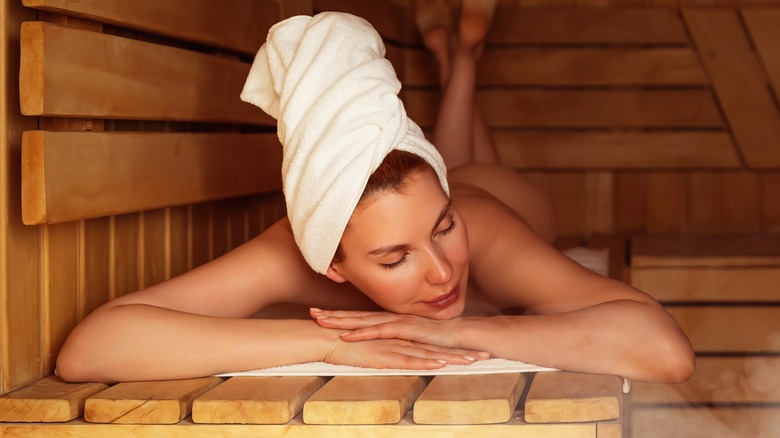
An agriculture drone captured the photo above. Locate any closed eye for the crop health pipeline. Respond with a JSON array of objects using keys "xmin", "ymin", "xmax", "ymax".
[
  {"xmin": 436, "ymin": 217, "xmax": 457, "ymax": 237},
  {"xmin": 381, "ymin": 253, "xmax": 409, "ymax": 270}
]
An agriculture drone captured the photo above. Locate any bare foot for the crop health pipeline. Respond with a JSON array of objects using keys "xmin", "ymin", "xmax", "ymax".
[{"xmin": 457, "ymin": 0, "xmax": 497, "ymax": 56}]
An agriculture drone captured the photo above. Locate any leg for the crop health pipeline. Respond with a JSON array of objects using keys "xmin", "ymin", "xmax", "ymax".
[{"xmin": 417, "ymin": 0, "xmax": 499, "ymax": 170}]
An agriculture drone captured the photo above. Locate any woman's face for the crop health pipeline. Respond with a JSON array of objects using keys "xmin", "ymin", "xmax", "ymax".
[{"xmin": 326, "ymin": 169, "xmax": 470, "ymax": 320}]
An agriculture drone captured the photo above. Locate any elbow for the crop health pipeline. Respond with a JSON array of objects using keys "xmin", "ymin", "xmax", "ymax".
[
  {"xmin": 55, "ymin": 330, "xmax": 114, "ymax": 384},
  {"xmin": 643, "ymin": 334, "xmax": 696, "ymax": 384}
]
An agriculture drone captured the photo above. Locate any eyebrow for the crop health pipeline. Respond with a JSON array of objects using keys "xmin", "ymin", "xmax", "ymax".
[{"xmin": 366, "ymin": 201, "xmax": 452, "ymax": 257}]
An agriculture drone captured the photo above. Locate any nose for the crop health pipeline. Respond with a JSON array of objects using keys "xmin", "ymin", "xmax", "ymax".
[{"xmin": 425, "ymin": 244, "xmax": 453, "ymax": 285}]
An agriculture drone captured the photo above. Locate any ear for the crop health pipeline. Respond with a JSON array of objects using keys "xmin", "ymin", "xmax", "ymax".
[{"xmin": 325, "ymin": 263, "xmax": 348, "ymax": 283}]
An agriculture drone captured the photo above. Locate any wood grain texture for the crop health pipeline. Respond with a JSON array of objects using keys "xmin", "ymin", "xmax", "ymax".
[
  {"xmin": 496, "ymin": 131, "xmax": 738, "ymax": 170},
  {"xmin": 303, "ymin": 376, "xmax": 427, "ymax": 425},
  {"xmin": 406, "ymin": 47, "xmax": 708, "ymax": 87},
  {"xmin": 413, "ymin": 374, "xmax": 527, "ymax": 424},
  {"xmin": 192, "ymin": 376, "xmax": 325, "ymax": 424},
  {"xmin": 18, "ymin": 21, "xmax": 273, "ymax": 124},
  {"xmin": 22, "ymin": 131, "xmax": 282, "ymax": 224},
  {"xmin": 0, "ymin": 376, "xmax": 107, "ymax": 422},
  {"xmin": 632, "ymin": 406, "xmax": 780, "ymax": 438},
  {"xmin": 524, "ymin": 372, "xmax": 622, "ymax": 423},
  {"xmin": 684, "ymin": 8, "xmax": 780, "ymax": 167},
  {"xmin": 667, "ymin": 306, "xmax": 780, "ymax": 353},
  {"xmin": 631, "ymin": 267, "xmax": 780, "ymax": 302},
  {"xmin": 22, "ymin": 0, "xmax": 279, "ymax": 54},
  {"xmin": 84, "ymin": 377, "xmax": 223, "ymax": 424}
]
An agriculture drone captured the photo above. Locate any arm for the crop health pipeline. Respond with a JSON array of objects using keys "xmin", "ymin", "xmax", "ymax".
[
  {"xmin": 314, "ymin": 197, "xmax": 694, "ymax": 383},
  {"xmin": 57, "ymin": 218, "xmax": 482, "ymax": 383}
]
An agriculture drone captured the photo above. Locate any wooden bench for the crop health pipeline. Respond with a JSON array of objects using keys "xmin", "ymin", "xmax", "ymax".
[
  {"xmin": 0, "ymin": 371, "xmax": 624, "ymax": 437},
  {"xmin": 629, "ymin": 235, "xmax": 780, "ymax": 437}
]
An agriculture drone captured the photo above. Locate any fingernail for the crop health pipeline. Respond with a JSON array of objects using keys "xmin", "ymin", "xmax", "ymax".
[
  {"xmin": 478, "ymin": 351, "xmax": 490, "ymax": 358},
  {"xmin": 310, "ymin": 307, "xmax": 322, "ymax": 313},
  {"xmin": 436, "ymin": 359, "xmax": 447, "ymax": 364},
  {"xmin": 463, "ymin": 355, "xmax": 475, "ymax": 361},
  {"xmin": 339, "ymin": 331, "xmax": 352, "ymax": 337}
]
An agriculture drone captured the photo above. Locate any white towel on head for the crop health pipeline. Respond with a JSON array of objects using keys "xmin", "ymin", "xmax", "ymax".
[{"xmin": 241, "ymin": 12, "xmax": 449, "ymax": 274}]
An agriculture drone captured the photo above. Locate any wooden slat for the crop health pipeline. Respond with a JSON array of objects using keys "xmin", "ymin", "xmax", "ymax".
[
  {"xmin": 631, "ymin": 234, "xmax": 780, "ymax": 267},
  {"xmin": 406, "ymin": 48, "xmax": 708, "ymax": 87},
  {"xmin": 21, "ymin": 131, "xmax": 282, "ymax": 225},
  {"xmin": 43, "ymin": 222, "xmax": 79, "ymax": 373},
  {"xmin": 405, "ymin": 89, "xmax": 722, "ymax": 128},
  {"xmin": 302, "ymin": 376, "xmax": 426, "ymax": 425},
  {"xmin": 743, "ymin": 8, "xmax": 780, "ymax": 108},
  {"xmin": 489, "ymin": 8, "xmax": 687, "ymax": 45},
  {"xmin": 644, "ymin": 172, "xmax": 688, "ymax": 234},
  {"xmin": 632, "ymin": 356, "xmax": 780, "ymax": 404},
  {"xmin": 667, "ymin": 306, "xmax": 780, "ymax": 353},
  {"xmin": 597, "ymin": 421, "xmax": 622, "ymax": 438},
  {"xmin": 688, "ymin": 172, "xmax": 762, "ymax": 233},
  {"xmin": 684, "ymin": 8, "xmax": 780, "ymax": 168},
  {"xmin": 83, "ymin": 217, "xmax": 110, "ymax": 316},
  {"xmin": 19, "ymin": 21, "xmax": 273, "ymax": 124},
  {"xmin": 192, "ymin": 376, "xmax": 325, "ymax": 424},
  {"xmin": 21, "ymin": 0, "xmax": 279, "ymax": 54},
  {"xmin": 585, "ymin": 234, "xmax": 629, "ymax": 282},
  {"xmin": 0, "ymin": 376, "xmax": 107, "ymax": 422},
  {"xmin": 632, "ymin": 407, "xmax": 780, "ymax": 438},
  {"xmin": 631, "ymin": 267, "xmax": 780, "ymax": 302},
  {"xmin": 496, "ymin": 131, "xmax": 738, "ymax": 170},
  {"xmin": 113, "ymin": 213, "xmax": 140, "ymax": 297},
  {"xmin": 84, "ymin": 377, "xmax": 223, "ymax": 424},
  {"xmin": 413, "ymin": 374, "xmax": 527, "ymax": 424},
  {"xmin": 524, "ymin": 372, "xmax": 622, "ymax": 423},
  {"xmin": 0, "ymin": 415, "xmax": 601, "ymax": 436},
  {"xmin": 763, "ymin": 172, "xmax": 780, "ymax": 233}
]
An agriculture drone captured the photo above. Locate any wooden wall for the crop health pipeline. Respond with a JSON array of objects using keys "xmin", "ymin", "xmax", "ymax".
[{"xmin": 2, "ymin": 0, "xmax": 779, "ymax": 397}]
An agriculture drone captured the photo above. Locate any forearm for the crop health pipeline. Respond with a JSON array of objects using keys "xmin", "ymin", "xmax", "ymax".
[
  {"xmin": 57, "ymin": 303, "xmax": 341, "ymax": 383},
  {"xmin": 456, "ymin": 300, "xmax": 694, "ymax": 383}
]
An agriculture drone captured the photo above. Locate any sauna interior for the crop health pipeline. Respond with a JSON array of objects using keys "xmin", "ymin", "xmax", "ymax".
[{"xmin": 1, "ymin": 0, "xmax": 780, "ymax": 436}]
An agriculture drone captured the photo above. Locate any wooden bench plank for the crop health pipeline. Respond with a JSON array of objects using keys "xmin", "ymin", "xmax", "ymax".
[
  {"xmin": 632, "ymin": 406, "xmax": 780, "ymax": 438},
  {"xmin": 406, "ymin": 47, "xmax": 708, "ymax": 87},
  {"xmin": 192, "ymin": 376, "xmax": 325, "ymax": 424},
  {"xmin": 684, "ymin": 8, "xmax": 780, "ymax": 168},
  {"xmin": 667, "ymin": 306, "xmax": 780, "ymax": 353},
  {"xmin": 1, "ymin": 415, "xmax": 601, "ymax": 436},
  {"xmin": 495, "ymin": 131, "xmax": 738, "ymax": 170},
  {"xmin": 21, "ymin": 0, "xmax": 278, "ymax": 54},
  {"xmin": 84, "ymin": 377, "xmax": 222, "ymax": 424},
  {"xmin": 489, "ymin": 8, "xmax": 687, "ymax": 45},
  {"xmin": 413, "ymin": 374, "xmax": 527, "ymax": 424},
  {"xmin": 524, "ymin": 372, "xmax": 622, "ymax": 423},
  {"xmin": 632, "ymin": 356, "xmax": 780, "ymax": 404},
  {"xmin": 302, "ymin": 376, "xmax": 426, "ymax": 425},
  {"xmin": 631, "ymin": 267, "xmax": 780, "ymax": 302},
  {"xmin": 19, "ymin": 21, "xmax": 272, "ymax": 124},
  {"xmin": 631, "ymin": 234, "xmax": 780, "ymax": 268},
  {"xmin": 21, "ymin": 131, "xmax": 282, "ymax": 225},
  {"xmin": 743, "ymin": 8, "xmax": 780, "ymax": 115},
  {"xmin": 0, "ymin": 376, "xmax": 108, "ymax": 422},
  {"xmin": 405, "ymin": 89, "xmax": 722, "ymax": 128}
]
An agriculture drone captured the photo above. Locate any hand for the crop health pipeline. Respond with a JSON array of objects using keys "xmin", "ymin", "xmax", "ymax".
[
  {"xmin": 310, "ymin": 308, "xmax": 489, "ymax": 358},
  {"xmin": 324, "ymin": 337, "xmax": 486, "ymax": 370}
]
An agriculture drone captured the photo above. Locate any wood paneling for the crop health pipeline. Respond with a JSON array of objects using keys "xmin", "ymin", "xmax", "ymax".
[
  {"xmin": 684, "ymin": 8, "xmax": 780, "ymax": 168},
  {"xmin": 22, "ymin": 0, "xmax": 278, "ymax": 55},
  {"xmin": 19, "ymin": 21, "xmax": 272, "ymax": 124},
  {"xmin": 22, "ymin": 131, "xmax": 282, "ymax": 224}
]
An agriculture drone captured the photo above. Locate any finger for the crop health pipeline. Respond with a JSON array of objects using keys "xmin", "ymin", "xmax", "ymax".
[
  {"xmin": 310, "ymin": 308, "xmax": 387, "ymax": 318},
  {"xmin": 394, "ymin": 342, "xmax": 490, "ymax": 365},
  {"xmin": 314, "ymin": 314, "xmax": 399, "ymax": 330}
]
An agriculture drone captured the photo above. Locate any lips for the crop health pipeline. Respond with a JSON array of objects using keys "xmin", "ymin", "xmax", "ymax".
[{"xmin": 423, "ymin": 285, "xmax": 460, "ymax": 309}]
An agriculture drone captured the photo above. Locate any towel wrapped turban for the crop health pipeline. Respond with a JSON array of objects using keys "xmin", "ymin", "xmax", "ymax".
[{"xmin": 241, "ymin": 12, "xmax": 449, "ymax": 274}]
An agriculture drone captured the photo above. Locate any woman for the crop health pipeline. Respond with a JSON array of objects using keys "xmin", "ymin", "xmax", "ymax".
[{"xmin": 56, "ymin": 2, "xmax": 694, "ymax": 384}]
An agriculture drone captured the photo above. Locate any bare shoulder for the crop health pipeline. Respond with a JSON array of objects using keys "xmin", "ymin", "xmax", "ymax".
[
  {"xmin": 449, "ymin": 164, "xmax": 556, "ymax": 243},
  {"xmin": 452, "ymin": 185, "xmax": 650, "ymax": 314},
  {"xmin": 106, "ymin": 217, "xmax": 367, "ymax": 317}
]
